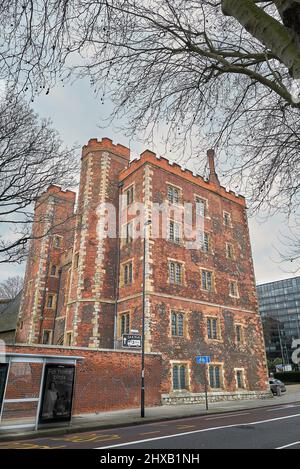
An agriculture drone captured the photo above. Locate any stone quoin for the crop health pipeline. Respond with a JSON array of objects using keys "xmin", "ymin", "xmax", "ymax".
[{"xmin": 15, "ymin": 137, "xmax": 269, "ymax": 405}]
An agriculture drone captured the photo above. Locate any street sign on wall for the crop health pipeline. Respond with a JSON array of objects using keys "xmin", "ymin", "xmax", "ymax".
[
  {"xmin": 196, "ymin": 356, "xmax": 211, "ymax": 364},
  {"xmin": 122, "ymin": 334, "xmax": 142, "ymax": 349}
]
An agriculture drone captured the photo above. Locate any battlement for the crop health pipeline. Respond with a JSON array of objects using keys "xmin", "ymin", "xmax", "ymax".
[
  {"xmin": 119, "ymin": 149, "xmax": 246, "ymax": 206},
  {"xmin": 82, "ymin": 137, "xmax": 130, "ymax": 161}
]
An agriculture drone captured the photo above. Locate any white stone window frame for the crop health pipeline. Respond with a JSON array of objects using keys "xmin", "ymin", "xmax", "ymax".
[
  {"xmin": 52, "ymin": 234, "xmax": 63, "ymax": 249},
  {"xmin": 65, "ymin": 330, "xmax": 73, "ymax": 346},
  {"xmin": 235, "ymin": 323, "xmax": 244, "ymax": 345},
  {"xmin": 200, "ymin": 267, "xmax": 215, "ymax": 293},
  {"xmin": 207, "ymin": 362, "xmax": 225, "ymax": 390},
  {"xmin": 226, "ymin": 242, "xmax": 235, "ymax": 260},
  {"xmin": 170, "ymin": 360, "xmax": 191, "ymax": 392},
  {"xmin": 170, "ymin": 309, "xmax": 186, "ymax": 338},
  {"xmin": 120, "ymin": 258, "xmax": 134, "ymax": 287},
  {"xmin": 124, "ymin": 183, "xmax": 135, "ymax": 207},
  {"xmin": 46, "ymin": 293, "xmax": 56, "ymax": 310},
  {"xmin": 168, "ymin": 258, "xmax": 185, "ymax": 286},
  {"xmin": 166, "ymin": 181, "xmax": 183, "ymax": 206},
  {"xmin": 234, "ymin": 367, "xmax": 247, "ymax": 390},
  {"xmin": 223, "ymin": 210, "xmax": 232, "ymax": 228},
  {"xmin": 168, "ymin": 218, "xmax": 183, "ymax": 245},
  {"xmin": 42, "ymin": 329, "xmax": 53, "ymax": 345},
  {"xmin": 199, "ymin": 230, "xmax": 211, "ymax": 253},
  {"xmin": 205, "ymin": 315, "xmax": 222, "ymax": 342},
  {"xmin": 229, "ymin": 279, "xmax": 239, "ymax": 298},
  {"xmin": 121, "ymin": 220, "xmax": 135, "ymax": 247},
  {"xmin": 194, "ymin": 194, "xmax": 210, "ymax": 219},
  {"xmin": 118, "ymin": 310, "xmax": 131, "ymax": 338}
]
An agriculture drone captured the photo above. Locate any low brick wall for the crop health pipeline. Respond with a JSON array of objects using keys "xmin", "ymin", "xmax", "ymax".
[{"xmin": 4, "ymin": 344, "xmax": 162, "ymax": 415}]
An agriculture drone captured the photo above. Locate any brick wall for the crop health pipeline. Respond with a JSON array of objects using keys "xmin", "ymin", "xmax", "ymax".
[{"xmin": 4, "ymin": 345, "xmax": 162, "ymax": 415}]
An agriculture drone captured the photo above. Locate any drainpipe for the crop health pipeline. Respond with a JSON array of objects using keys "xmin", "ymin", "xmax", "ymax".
[
  {"xmin": 113, "ymin": 181, "xmax": 123, "ymax": 349},
  {"xmin": 51, "ymin": 267, "xmax": 62, "ymax": 344}
]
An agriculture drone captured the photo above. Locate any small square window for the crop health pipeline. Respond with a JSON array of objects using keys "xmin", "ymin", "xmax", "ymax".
[{"xmin": 50, "ymin": 265, "xmax": 57, "ymax": 276}]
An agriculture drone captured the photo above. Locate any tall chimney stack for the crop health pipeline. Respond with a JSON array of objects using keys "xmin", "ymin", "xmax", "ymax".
[{"xmin": 207, "ymin": 149, "xmax": 220, "ymax": 185}]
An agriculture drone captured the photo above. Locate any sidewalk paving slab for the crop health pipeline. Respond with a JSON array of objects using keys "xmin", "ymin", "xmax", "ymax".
[{"xmin": 0, "ymin": 384, "xmax": 299, "ymax": 443}]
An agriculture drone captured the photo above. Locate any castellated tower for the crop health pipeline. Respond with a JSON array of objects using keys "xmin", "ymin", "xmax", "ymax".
[
  {"xmin": 64, "ymin": 138, "xmax": 130, "ymax": 348},
  {"xmin": 16, "ymin": 185, "xmax": 76, "ymax": 344}
]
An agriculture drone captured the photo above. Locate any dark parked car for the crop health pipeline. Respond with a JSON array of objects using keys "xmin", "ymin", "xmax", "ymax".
[{"xmin": 269, "ymin": 378, "xmax": 286, "ymax": 396}]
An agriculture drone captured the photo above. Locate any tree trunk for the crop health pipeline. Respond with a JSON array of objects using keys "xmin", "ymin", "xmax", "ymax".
[{"xmin": 222, "ymin": 0, "xmax": 300, "ymax": 78}]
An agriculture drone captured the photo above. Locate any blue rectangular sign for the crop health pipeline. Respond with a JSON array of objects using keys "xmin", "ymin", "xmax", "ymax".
[{"xmin": 196, "ymin": 356, "xmax": 211, "ymax": 364}]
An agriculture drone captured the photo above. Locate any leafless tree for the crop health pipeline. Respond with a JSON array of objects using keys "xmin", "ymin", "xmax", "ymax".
[
  {"xmin": 0, "ymin": 2, "xmax": 300, "ymax": 252},
  {"xmin": 0, "ymin": 87, "xmax": 78, "ymax": 263},
  {"xmin": 0, "ymin": 275, "xmax": 23, "ymax": 299}
]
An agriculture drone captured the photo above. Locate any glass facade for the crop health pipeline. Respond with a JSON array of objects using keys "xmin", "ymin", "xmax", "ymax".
[{"xmin": 257, "ymin": 276, "xmax": 300, "ymax": 367}]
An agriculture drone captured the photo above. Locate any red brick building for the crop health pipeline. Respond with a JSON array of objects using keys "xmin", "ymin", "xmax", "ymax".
[{"xmin": 15, "ymin": 137, "xmax": 269, "ymax": 404}]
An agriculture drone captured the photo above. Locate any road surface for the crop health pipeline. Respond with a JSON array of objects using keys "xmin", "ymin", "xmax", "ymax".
[{"xmin": 0, "ymin": 402, "xmax": 300, "ymax": 449}]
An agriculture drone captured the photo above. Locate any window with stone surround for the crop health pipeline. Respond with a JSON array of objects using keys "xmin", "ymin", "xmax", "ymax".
[
  {"xmin": 42, "ymin": 329, "xmax": 52, "ymax": 345},
  {"xmin": 195, "ymin": 196, "xmax": 208, "ymax": 218},
  {"xmin": 167, "ymin": 185, "xmax": 180, "ymax": 205},
  {"xmin": 118, "ymin": 311, "xmax": 130, "ymax": 337},
  {"xmin": 123, "ymin": 261, "xmax": 133, "ymax": 286},
  {"xmin": 235, "ymin": 369, "xmax": 245, "ymax": 389},
  {"xmin": 168, "ymin": 220, "xmax": 181, "ymax": 244},
  {"xmin": 235, "ymin": 324, "xmax": 244, "ymax": 345},
  {"xmin": 65, "ymin": 332, "xmax": 72, "ymax": 346},
  {"xmin": 125, "ymin": 221, "xmax": 134, "ymax": 245},
  {"xmin": 172, "ymin": 363, "xmax": 188, "ymax": 390},
  {"xmin": 199, "ymin": 231, "xmax": 210, "ymax": 252},
  {"xmin": 46, "ymin": 294, "xmax": 56, "ymax": 309},
  {"xmin": 201, "ymin": 269, "xmax": 213, "ymax": 291},
  {"xmin": 226, "ymin": 242, "xmax": 234, "ymax": 259},
  {"xmin": 207, "ymin": 317, "xmax": 220, "ymax": 340},
  {"xmin": 52, "ymin": 235, "xmax": 63, "ymax": 248},
  {"xmin": 223, "ymin": 211, "xmax": 232, "ymax": 227},
  {"xmin": 229, "ymin": 280, "xmax": 239, "ymax": 298},
  {"xmin": 171, "ymin": 311, "xmax": 185, "ymax": 337},
  {"xmin": 209, "ymin": 365, "xmax": 223, "ymax": 389},
  {"xmin": 169, "ymin": 261, "xmax": 184, "ymax": 285},
  {"xmin": 50, "ymin": 264, "xmax": 58, "ymax": 277},
  {"xmin": 125, "ymin": 185, "xmax": 134, "ymax": 206}
]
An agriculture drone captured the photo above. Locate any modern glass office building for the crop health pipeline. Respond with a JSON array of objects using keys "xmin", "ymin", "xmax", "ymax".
[{"xmin": 257, "ymin": 276, "xmax": 300, "ymax": 367}]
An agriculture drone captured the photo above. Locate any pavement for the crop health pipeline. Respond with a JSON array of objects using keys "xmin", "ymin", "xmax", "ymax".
[{"xmin": 0, "ymin": 384, "xmax": 299, "ymax": 443}]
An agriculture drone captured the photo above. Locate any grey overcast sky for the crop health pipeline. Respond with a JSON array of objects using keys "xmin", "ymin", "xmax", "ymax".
[{"xmin": 0, "ymin": 77, "xmax": 298, "ymax": 285}]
